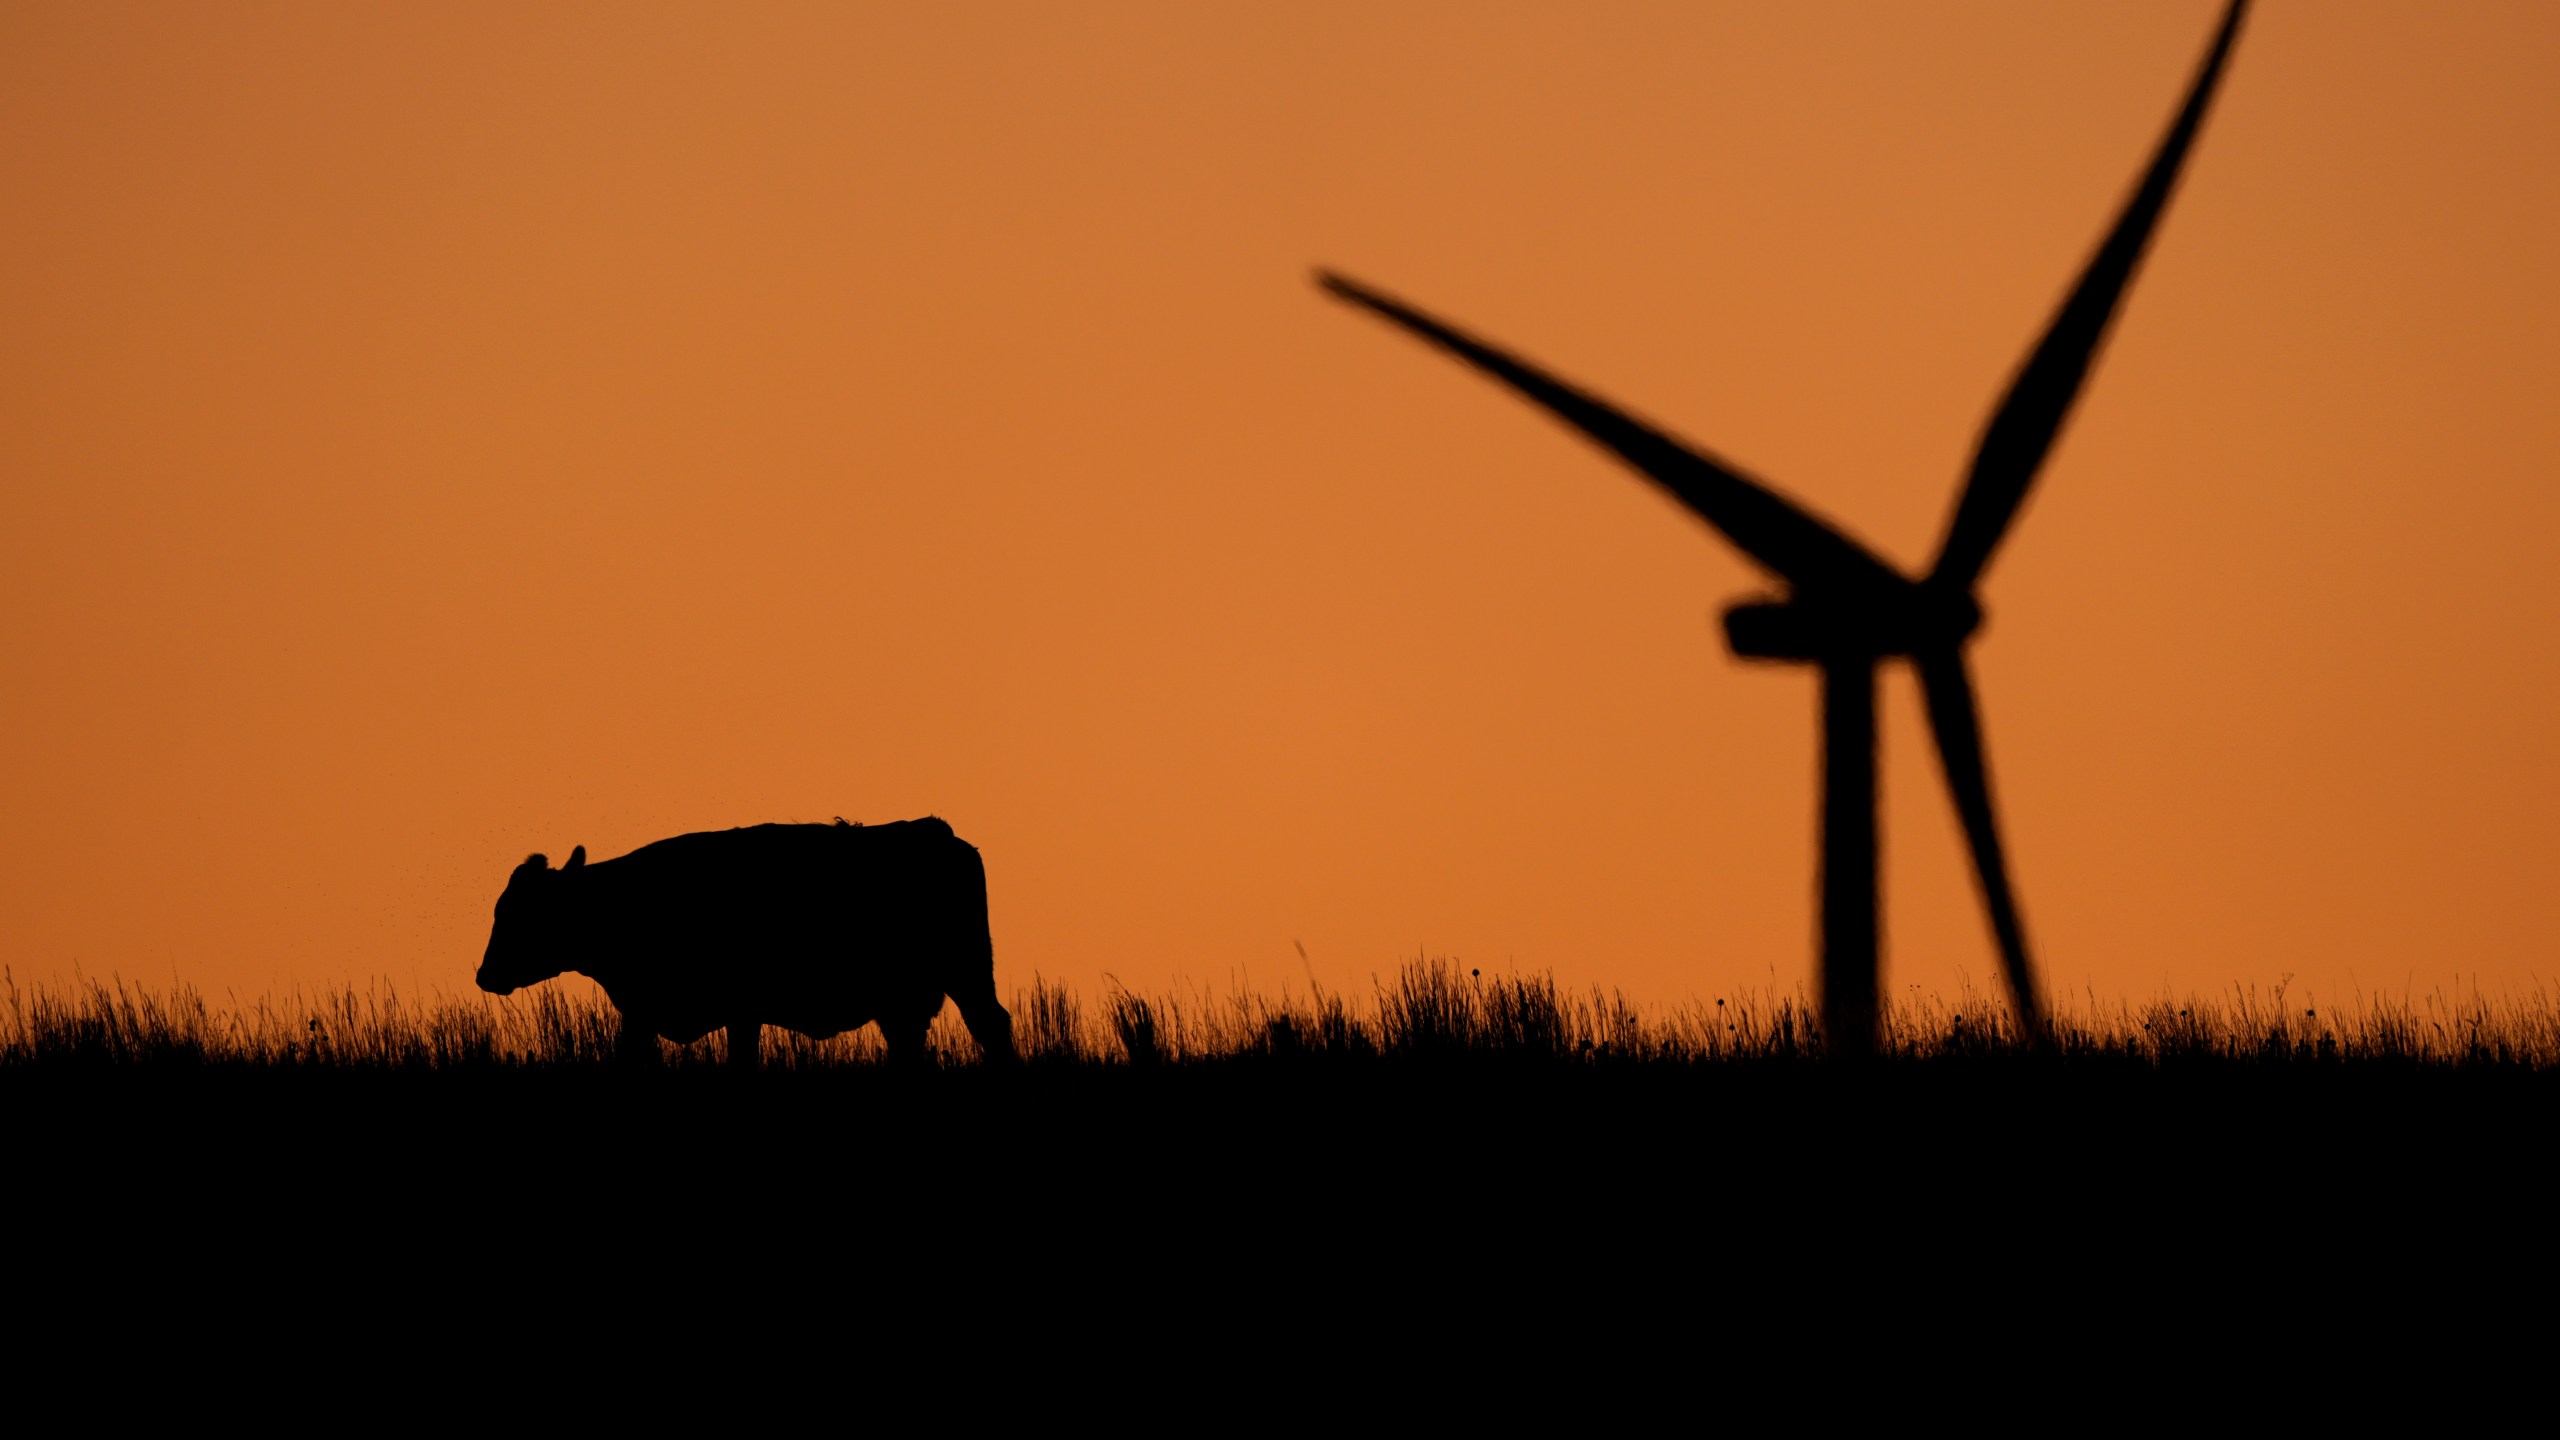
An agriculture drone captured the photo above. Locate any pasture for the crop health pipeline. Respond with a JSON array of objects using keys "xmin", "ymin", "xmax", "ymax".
[
  {"xmin": 9, "ymin": 959, "xmax": 2555, "ymax": 1071},
  {"xmin": 11, "ymin": 960, "xmax": 2550, "ymax": 1348}
]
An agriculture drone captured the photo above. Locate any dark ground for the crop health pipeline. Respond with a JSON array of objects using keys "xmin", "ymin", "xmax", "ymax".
[
  {"xmin": 17, "ymin": 1056, "xmax": 2549, "ymax": 1274},
  {"xmin": 11, "ymin": 1055, "xmax": 2551, "ymax": 1413}
]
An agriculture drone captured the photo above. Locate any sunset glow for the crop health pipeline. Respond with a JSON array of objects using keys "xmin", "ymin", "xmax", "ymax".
[{"xmin": 7, "ymin": 2, "xmax": 2558, "ymax": 1013}]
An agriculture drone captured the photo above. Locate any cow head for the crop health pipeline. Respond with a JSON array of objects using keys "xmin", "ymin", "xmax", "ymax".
[{"xmin": 476, "ymin": 845, "xmax": 586, "ymax": 995}]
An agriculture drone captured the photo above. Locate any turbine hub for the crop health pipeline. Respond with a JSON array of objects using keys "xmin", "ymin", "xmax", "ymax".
[{"xmin": 1722, "ymin": 586, "xmax": 1980, "ymax": 662}]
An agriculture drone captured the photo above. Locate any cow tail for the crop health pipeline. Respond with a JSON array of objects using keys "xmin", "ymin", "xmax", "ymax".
[{"xmin": 949, "ymin": 836, "xmax": 1014, "ymax": 1063}]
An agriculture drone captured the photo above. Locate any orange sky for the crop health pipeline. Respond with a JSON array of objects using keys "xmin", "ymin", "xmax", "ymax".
[{"xmin": 6, "ymin": 1, "xmax": 2557, "ymax": 1014}]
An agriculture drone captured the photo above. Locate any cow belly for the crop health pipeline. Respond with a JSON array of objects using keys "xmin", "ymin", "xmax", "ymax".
[
  {"xmin": 762, "ymin": 969, "xmax": 948, "ymax": 1039},
  {"xmin": 598, "ymin": 949, "xmax": 947, "ymax": 1045}
]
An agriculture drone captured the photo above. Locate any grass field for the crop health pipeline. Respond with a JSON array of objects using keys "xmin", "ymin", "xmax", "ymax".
[
  {"xmin": 11, "ymin": 958, "xmax": 2555, "ymax": 1069},
  {"xmin": 11, "ymin": 960, "xmax": 2553, "ymax": 1355}
]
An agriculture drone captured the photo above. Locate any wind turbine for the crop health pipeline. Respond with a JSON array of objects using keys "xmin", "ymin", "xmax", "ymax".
[{"xmin": 1320, "ymin": 0, "xmax": 2248, "ymax": 1054}]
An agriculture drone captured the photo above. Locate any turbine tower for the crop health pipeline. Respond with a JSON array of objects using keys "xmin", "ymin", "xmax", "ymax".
[{"xmin": 1320, "ymin": 1, "xmax": 2248, "ymax": 1054}]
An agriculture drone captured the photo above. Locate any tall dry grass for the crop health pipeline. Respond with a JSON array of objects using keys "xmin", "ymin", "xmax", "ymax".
[{"xmin": 7, "ymin": 961, "xmax": 2554, "ymax": 1070}]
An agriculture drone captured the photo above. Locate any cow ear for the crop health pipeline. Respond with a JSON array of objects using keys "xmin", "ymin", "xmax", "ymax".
[
  {"xmin": 522, "ymin": 853, "xmax": 550, "ymax": 872},
  {"xmin": 564, "ymin": 845, "xmax": 586, "ymax": 872}
]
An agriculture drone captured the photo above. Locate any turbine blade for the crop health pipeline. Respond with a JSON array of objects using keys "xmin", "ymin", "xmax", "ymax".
[
  {"xmin": 1929, "ymin": 0, "xmax": 2250, "ymax": 592},
  {"xmin": 1916, "ymin": 646, "xmax": 2047, "ymax": 1033},
  {"xmin": 1318, "ymin": 270, "xmax": 1906, "ymax": 597}
]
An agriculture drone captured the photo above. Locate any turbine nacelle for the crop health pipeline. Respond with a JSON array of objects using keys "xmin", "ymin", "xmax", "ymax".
[{"xmin": 1722, "ymin": 587, "xmax": 1981, "ymax": 663}]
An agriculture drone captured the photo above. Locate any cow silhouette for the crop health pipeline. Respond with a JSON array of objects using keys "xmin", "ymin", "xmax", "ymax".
[{"xmin": 476, "ymin": 816, "xmax": 1015, "ymax": 1069}]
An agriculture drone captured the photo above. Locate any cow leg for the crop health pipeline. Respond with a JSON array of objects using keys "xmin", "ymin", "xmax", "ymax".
[
  {"xmin": 727, "ymin": 1019, "xmax": 761, "ymax": 1073},
  {"xmin": 880, "ymin": 1014, "xmax": 930, "ymax": 1069},
  {"xmin": 616, "ymin": 1014, "xmax": 661, "ymax": 1067}
]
